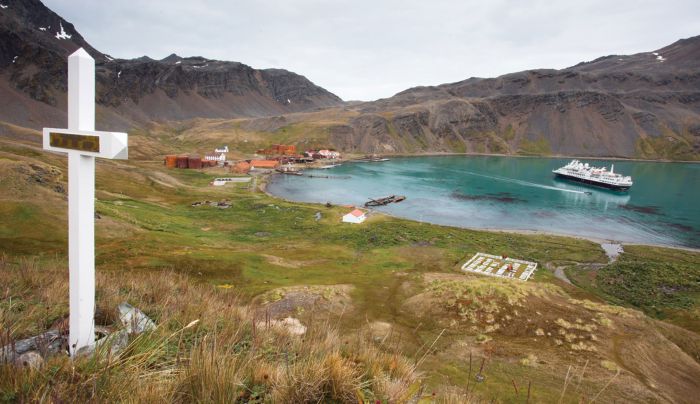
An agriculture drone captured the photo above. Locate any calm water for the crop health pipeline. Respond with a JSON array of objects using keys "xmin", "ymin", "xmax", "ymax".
[{"xmin": 267, "ymin": 156, "xmax": 700, "ymax": 248}]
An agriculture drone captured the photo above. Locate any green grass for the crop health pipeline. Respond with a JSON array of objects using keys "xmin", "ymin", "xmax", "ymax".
[
  {"xmin": 518, "ymin": 136, "xmax": 552, "ymax": 156},
  {"xmin": 635, "ymin": 126, "xmax": 699, "ymax": 161},
  {"xmin": 598, "ymin": 261, "xmax": 697, "ymax": 311},
  {"xmin": 500, "ymin": 124, "xmax": 516, "ymax": 142},
  {"xmin": 567, "ymin": 245, "xmax": 700, "ymax": 332},
  {"xmin": 2, "ymin": 151, "xmax": 611, "ymax": 329},
  {"xmin": 3, "ymin": 138, "xmax": 700, "ymax": 400}
]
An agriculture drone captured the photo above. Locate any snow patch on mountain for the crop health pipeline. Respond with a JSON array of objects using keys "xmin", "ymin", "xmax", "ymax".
[{"xmin": 55, "ymin": 22, "xmax": 71, "ymax": 40}]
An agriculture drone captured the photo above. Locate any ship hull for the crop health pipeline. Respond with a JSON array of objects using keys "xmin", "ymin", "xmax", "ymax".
[{"xmin": 554, "ymin": 173, "xmax": 631, "ymax": 191}]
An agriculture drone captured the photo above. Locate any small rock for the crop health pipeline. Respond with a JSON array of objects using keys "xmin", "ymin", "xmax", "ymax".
[
  {"xmin": 15, "ymin": 351, "xmax": 43, "ymax": 369},
  {"xmin": 118, "ymin": 303, "xmax": 156, "ymax": 334},
  {"xmin": 267, "ymin": 317, "xmax": 307, "ymax": 335},
  {"xmin": 100, "ymin": 329, "xmax": 129, "ymax": 355},
  {"xmin": 0, "ymin": 330, "xmax": 64, "ymax": 363},
  {"xmin": 75, "ymin": 344, "xmax": 94, "ymax": 357},
  {"xmin": 75, "ymin": 329, "xmax": 130, "ymax": 359}
]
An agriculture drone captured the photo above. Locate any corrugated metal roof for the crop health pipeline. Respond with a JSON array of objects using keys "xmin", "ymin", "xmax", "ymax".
[
  {"xmin": 250, "ymin": 160, "xmax": 279, "ymax": 168},
  {"xmin": 349, "ymin": 209, "xmax": 365, "ymax": 217}
]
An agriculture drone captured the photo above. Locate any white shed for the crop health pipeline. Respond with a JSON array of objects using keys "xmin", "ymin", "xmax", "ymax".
[
  {"xmin": 204, "ymin": 153, "xmax": 226, "ymax": 162},
  {"xmin": 342, "ymin": 209, "xmax": 366, "ymax": 224}
]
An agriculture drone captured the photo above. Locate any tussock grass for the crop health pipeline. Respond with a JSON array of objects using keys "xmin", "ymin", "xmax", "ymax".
[
  {"xmin": 0, "ymin": 255, "xmax": 420, "ymax": 402},
  {"xmin": 427, "ymin": 277, "xmax": 564, "ymax": 324}
]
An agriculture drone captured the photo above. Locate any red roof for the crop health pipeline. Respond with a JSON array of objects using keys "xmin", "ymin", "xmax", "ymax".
[
  {"xmin": 250, "ymin": 160, "xmax": 279, "ymax": 168},
  {"xmin": 349, "ymin": 209, "xmax": 365, "ymax": 217}
]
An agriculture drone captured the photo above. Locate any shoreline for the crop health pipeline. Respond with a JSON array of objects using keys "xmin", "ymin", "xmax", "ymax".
[
  {"xmin": 374, "ymin": 208, "xmax": 700, "ymax": 253},
  {"xmin": 263, "ymin": 173, "xmax": 700, "ymax": 254},
  {"xmin": 345, "ymin": 152, "xmax": 699, "ymax": 164}
]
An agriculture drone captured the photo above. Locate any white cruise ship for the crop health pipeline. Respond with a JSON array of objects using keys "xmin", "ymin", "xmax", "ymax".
[{"xmin": 552, "ymin": 160, "xmax": 633, "ymax": 191}]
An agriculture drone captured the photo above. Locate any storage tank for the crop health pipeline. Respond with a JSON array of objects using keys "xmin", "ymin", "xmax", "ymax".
[
  {"xmin": 188, "ymin": 156, "xmax": 203, "ymax": 169},
  {"xmin": 164, "ymin": 155, "xmax": 177, "ymax": 168},
  {"xmin": 176, "ymin": 155, "xmax": 189, "ymax": 169}
]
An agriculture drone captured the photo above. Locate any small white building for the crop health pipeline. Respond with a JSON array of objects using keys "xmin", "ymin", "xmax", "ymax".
[
  {"xmin": 215, "ymin": 145, "xmax": 229, "ymax": 153},
  {"xmin": 204, "ymin": 152, "xmax": 226, "ymax": 162},
  {"xmin": 342, "ymin": 209, "xmax": 366, "ymax": 224},
  {"xmin": 318, "ymin": 149, "xmax": 341, "ymax": 159}
]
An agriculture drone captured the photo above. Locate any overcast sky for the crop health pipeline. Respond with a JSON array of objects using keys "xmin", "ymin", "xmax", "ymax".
[{"xmin": 44, "ymin": 0, "xmax": 700, "ymax": 101}]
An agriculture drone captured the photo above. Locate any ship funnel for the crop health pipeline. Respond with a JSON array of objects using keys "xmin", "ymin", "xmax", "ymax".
[{"xmin": 610, "ymin": 164, "xmax": 614, "ymax": 174}]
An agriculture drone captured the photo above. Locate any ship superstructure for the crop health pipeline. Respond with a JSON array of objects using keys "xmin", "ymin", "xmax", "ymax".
[{"xmin": 552, "ymin": 160, "xmax": 633, "ymax": 191}]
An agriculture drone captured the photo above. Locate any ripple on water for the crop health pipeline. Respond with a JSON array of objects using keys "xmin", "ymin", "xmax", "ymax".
[{"xmin": 266, "ymin": 156, "xmax": 700, "ymax": 248}]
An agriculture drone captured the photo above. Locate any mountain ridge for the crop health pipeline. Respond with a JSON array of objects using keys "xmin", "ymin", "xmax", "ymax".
[
  {"xmin": 1, "ymin": 0, "xmax": 699, "ymax": 160},
  {"xmin": 0, "ymin": 0, "xmax": 343, "ymax": 130},
  {"xmin": 321, "ymin": 35, "xmax": 700, "ymax": 160}
]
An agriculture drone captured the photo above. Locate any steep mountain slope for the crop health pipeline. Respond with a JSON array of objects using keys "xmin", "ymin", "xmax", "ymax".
[
  {"xmin": 333, "ymin": 36, "xmax": 700, "ymax": 159},
  {"xmin": 0, "ymin": 0, "xmax": 343, "ymax": 129},
  {"xmin": 1, "ymin": 0, "xmax": 698, "ymax": 160}
]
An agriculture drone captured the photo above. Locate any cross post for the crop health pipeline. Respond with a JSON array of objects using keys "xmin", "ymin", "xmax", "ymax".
[{"xmin": 43, "ymin": 48, "xmax": 128, "ymax": 356}]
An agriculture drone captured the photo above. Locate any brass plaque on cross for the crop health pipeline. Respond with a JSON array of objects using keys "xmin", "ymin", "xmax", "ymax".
[{"xmin": 49, "ymin": 132, "xmax": 101, "ymax": 153}]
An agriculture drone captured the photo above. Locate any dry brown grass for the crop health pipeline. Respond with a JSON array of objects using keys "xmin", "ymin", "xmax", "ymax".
[
  {"xmin": 3, "ymin": 255, "xmax": 700, "ymax": 402},
  {"xmin": 0, "ymin": 255, "xmax": 421, "ymax": 402}
]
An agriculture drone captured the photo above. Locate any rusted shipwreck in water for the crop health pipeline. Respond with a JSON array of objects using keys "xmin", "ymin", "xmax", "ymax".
[{"xmin": 364, "ymin": 195, "xmax": 406, "ymax": 207}]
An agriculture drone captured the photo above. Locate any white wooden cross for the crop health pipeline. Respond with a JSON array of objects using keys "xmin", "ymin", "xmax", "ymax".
[{"xmin": 42, "ymin": 48, "xmax": 128, "ymax": 356}]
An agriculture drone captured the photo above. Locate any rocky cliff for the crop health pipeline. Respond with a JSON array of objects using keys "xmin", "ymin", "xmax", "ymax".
[
  {"xmin": 327, "ymin": 36, "xmax": 700, "ymax": 159},
  {"xmin": 0, "ymin": 0, "xmax": 343, "ymax": 129}
]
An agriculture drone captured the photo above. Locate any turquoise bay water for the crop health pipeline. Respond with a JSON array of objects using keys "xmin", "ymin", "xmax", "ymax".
[{"xmin": 266, "ymin": 156, "xmax": 700, "ymax": 248}]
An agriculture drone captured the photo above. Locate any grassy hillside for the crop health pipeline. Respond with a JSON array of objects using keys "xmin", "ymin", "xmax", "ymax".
[
  {"xmin": 0, "ymin": 255, "xmax": 423, "ymax": 402},
  {"xmin": 567, "ymin": 245, "xmax": 700, "ymax": 332},
  {"xmin": 2, "ymin": 129, "xmax": 700, "ymax": 402}
]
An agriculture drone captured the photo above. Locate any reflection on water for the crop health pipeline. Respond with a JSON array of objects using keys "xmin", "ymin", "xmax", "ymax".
[
  {"xmin": 267, "ymin": 156, "xmax": 700, "ymax": 248},
  {"xmin": 557, "ymin": 185, "xmax": 631, "ymax": 211}
]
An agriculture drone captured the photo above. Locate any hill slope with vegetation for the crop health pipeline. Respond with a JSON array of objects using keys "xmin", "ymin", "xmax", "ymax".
[{"xmin": 1, "ymin": 130, "xmax": 700, "ymax": 402}]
